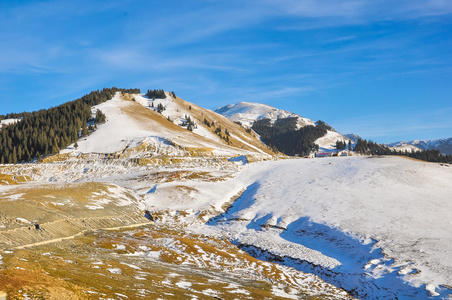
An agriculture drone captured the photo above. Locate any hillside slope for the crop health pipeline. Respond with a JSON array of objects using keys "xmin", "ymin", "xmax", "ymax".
[
  {"xmin": 0, "ymin": 91, "xmax": 356, "ymax": 299},
  {"xmin": 149, "ymin": 156, "xmax": 452, "ymax": 299},
  {"xmin": 63, "ymin": 92, "xmax": 275, "ymax": 159}
]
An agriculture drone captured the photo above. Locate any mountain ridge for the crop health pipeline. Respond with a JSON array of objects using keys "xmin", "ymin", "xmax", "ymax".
[{"xmin": 387, "ymin": 137, "xmax": 452, "ymax": 155}]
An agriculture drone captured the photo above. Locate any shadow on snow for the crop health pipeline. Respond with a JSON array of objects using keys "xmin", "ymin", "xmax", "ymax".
[{"xmin": 207, "ymin": 183, "xmax": 452, "ymax": 300}]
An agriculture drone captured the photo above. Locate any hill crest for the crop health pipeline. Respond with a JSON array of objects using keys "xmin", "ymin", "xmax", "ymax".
[{"xmin": 63, "ymin": 92, "xmax": 275, "ymax": 159}]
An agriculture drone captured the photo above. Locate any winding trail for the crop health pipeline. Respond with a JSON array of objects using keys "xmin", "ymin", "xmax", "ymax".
[{"xmin": 14, "ymin": 220, "xmax": 154, "ymax": 250}]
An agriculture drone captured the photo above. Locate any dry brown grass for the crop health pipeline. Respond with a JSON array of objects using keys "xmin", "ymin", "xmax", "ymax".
[
  {"xmin": 0, "ymin": 173, "xmax": 16, "ymax": 185},
  {"xmin": 119, "ymin": 93, "xmax": 276, "ymax": 156},
  {"xmin": 42, "ymin": 153, "xmax": 71, "ymax": 163},
  {"xmin": 173, "ymin": 96, "xmax": 275, "ymax": 155},
  {"xmin": 0, "ymin": 224, "xmax": 352, "ymax": 299}
]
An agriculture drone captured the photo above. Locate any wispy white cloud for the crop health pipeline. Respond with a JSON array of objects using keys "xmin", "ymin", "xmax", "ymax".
[
  {"xmin": 91, "ymin": 46, "xmax": 246, "ymax": 73},
  {"xmin": 263, "ymin": 0, "xmax": 452, "ymax": 31}
]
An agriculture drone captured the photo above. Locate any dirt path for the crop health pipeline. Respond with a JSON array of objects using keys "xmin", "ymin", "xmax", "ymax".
[{"xmin": 14, "ymin": 221, "xmax": 154, "ymax": 250}]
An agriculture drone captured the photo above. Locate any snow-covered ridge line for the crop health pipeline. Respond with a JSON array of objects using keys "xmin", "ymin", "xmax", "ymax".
[
  {"xmin": 58, "ymin": 92, "xmax": 274, "ymax": 158},
  {"xmin": 215, "ymin": 101, "xmax": 315, "ymax": 129},
  {"xmin": 387, "ymin": 137, "xmax": 452, "ymax": 155}
]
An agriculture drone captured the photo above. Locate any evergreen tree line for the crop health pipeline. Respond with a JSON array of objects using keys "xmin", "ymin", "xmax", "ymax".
[
  {"xmin": 335, "ymin": 140, "xmax": 348, "ymax": 151},
  {"xmin": 146, "ymin": 89, "xmax": 166, "ymax": 99},
  {"xmin": 213, "ymin": 125, "xmax": 231, "ymax": 144},
  {"xmin": 123, "ymin": 88, "xmax": 141, "ymax": 95},
  {"xmin": 353, "ymin": 139, "xmax": 392, "ymax": 155},
  {"xmin": 252, "ymin": 117, "xmax": 328, "ymax": 156},
  {"xmin": 0, "ymin": 87, "xmax": 139, "ymax": 164},
  {"xmin": 354, "ymin": 139, "xmax": 452, "ymax": 163}
]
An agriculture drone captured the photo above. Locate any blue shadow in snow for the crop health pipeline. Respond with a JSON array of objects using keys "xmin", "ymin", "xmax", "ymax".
[
  {"xmin": 206, "ymin": 183, "xmax": 452, "ymax": 299},
  {"xmin": 207, "ymin": 182, "xmax": 259, "ymax": 224}
]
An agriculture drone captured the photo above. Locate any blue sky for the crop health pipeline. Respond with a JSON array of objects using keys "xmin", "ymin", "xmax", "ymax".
[{"xmin": 1, "ymin": 0, "xmax": 451, "ymax": 143}]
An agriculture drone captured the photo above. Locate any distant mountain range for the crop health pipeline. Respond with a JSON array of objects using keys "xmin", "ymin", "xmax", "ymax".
[
  {"xmin": 215, "ymin": 102, "xmax": 452, "ymax": 156},
  {"xmin": 1, "ymin": 89, "xmax": 449, "ymax": 161},
  {"xmin": 387, "ymin": 138, "xmax": 452, "ymax": 155}
]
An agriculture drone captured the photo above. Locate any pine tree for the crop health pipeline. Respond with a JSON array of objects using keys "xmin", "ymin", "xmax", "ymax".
[
  {"xmin": 51, "ymin": 144, "xmax": 60, "ymax": 155},
  {"xmin": 95, "ymin": 109, "xmax": 106, "ymax": 123},
  {"xmin": 82, "ymin": 123, "xmax": 89, "ymax": 136},
  {"xmin": 11, "ymin": 148, "xmax": 17, "ymax": 164}
]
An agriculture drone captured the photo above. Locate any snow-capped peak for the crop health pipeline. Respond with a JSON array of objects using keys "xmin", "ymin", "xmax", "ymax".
[
  {"xmin": 215, "ymin": 102, "xmax": 315, "ymax": 129},
  {"xmin": 344, "ymin": 133, "xmax": 362, "ymax": 142}
]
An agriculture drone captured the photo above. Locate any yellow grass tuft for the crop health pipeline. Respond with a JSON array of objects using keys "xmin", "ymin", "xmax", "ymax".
[
  {"xmin": 42, "ymin": 153, "xmax": 71, "ymax": 163},
  {"xmin": 0, "ymin": 173, "xmax": 17, "ymax": 185}
]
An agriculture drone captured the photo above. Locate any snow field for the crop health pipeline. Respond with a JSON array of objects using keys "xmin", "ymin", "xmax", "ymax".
[
  {"xmin": 0, "ymin": 118, "xmax": 21, "ymax": 128},
  {"xmin": 147, "ymin": 156, "xmax": 452, "ymax": 299}
]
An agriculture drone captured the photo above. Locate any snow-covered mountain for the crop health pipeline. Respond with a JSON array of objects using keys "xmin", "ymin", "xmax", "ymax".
[
  {"xmin": 344, "ymin": 133, "xmax": 362, "ymax": 142},
  {"xmin": 387, "ymin": 137, "xmax": 452, "ymax": 155},
  {"xmin": 215, "ymin": 101, "xmax": 315, "ymax": 129},
  {"xmin": 61, "ymin": 92, "xmax": 275, "ymax": 159},
  {"xmin": 216, "ymin": 101, "xmax": 349, "ymax": 151}
]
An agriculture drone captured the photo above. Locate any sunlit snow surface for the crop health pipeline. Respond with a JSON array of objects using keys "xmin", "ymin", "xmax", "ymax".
[
  {"xmin": 148, "ymin": 156, "xmax": 452, "ymax": 299},
  {"xmin": 0, "ymin": 118, "xmax": 21, "ymax": 128},
  {"xmin": 215, "ymin": 101, "xmax": 315, "ymax": 129}
]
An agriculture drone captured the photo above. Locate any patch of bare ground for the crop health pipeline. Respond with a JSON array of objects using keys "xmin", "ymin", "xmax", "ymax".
[{"xmin": 0, "ymin": 225, "xmax": 353, "ymax": 299}]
